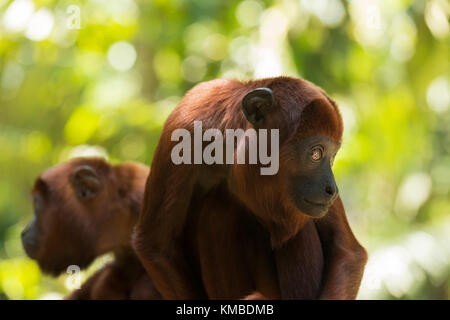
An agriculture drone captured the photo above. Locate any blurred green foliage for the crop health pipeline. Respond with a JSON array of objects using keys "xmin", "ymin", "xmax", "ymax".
[{"xmin": 0, "ymin": 0, "xmax": 449, "ymax": 299}]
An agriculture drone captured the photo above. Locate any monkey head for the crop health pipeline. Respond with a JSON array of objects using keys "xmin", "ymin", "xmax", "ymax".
[
  {"xmin": 232, "ymin": 77, "xmax": 343, "ymax": 245},
  {"xmin": 21, "ymin": 158, "xmax": 149, "ymax": 275},
  {"xmin": 282, "ymin": 96, "xmax": 341, "ymax": 219}
]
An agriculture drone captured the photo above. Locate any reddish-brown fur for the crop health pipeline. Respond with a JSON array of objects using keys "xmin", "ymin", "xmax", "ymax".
[
  {"xmin": 133, "ymin": 76, "xmax": 367, "ymax": 299},
  {"xmin": 24, "ymin": 158, "xmax": 160, "ymax": 300}
]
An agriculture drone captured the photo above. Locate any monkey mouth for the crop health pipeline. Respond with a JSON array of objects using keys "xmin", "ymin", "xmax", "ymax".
[
  {"xmin": 303, "ymin": 198, "xmax": 329, "ymax": 208},
  {"xmin": 300, "ymin": 198, "xmax": 330, "ymax": 218}
]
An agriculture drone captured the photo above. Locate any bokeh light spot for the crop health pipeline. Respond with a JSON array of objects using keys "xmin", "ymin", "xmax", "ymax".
[
  {"xmin": 2, "ymin": 0, "xmax": 34, "ymax": 32},
  {"xmin": 181, "ymin": 56, "xmax": 207, "ymax": 82},
  {"xmin": 25, "ymin": 8, "xmax": 54, "ymax": 41},
  {"xmin": 427, "ymin": 76, "xmax": 450, "ymax": 113},
  {"xmin": 236, "ymin": 0, "xmax": 264, "ymax": 28},
  {"xmin": 107, "ymin": 41, "xmax": 137, "ymax": 71},
  {"xmin": 396, "ymin": 172, "xmax": 432, "ymax": 215},
  {"xmin": 425, "ymin": 0, "xmax": 450, "ymax": 39}
]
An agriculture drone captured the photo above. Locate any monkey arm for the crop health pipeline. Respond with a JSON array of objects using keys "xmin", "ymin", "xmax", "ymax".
[
  {"xmin": 314, "ymin": 196, "xmax": 368, "ymax": 300},
  {"xmin": 133, "ymin": 140, "xmax": 205, "ymax": 299},
  {"xmin": 273, "ymin": 219, "xmax": 324, "ymax": 299}
]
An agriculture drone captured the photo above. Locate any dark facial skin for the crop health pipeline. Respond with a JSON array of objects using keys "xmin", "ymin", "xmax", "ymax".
[
  {"xmin": 289, "ymin": 135, "xmax": 340, "ymax": 218},
  {"xmin": 21, "ymin": 216, "xmax": 40, "ymax": 258},
  {"xmin": 22, "ymin": 185, "xmax": 45, "ymax": 259}
]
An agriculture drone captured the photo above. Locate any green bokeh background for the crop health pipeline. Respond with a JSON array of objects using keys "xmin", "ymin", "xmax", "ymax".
[{"xmin": 0, "ymin": 0, "xmax": 449, "ymax": 299}]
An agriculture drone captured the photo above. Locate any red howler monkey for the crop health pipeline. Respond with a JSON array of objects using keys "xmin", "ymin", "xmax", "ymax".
[
  {"xmin": 134, "ymin": 76, "xmax": 367, "ymax": 299},
  {"xmin": 21, "ymin": 158, "xmax": 160, "ymax": 300}
]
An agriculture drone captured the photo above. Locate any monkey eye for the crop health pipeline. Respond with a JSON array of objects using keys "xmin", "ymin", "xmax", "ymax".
[{"xmin": 310, "ymin": 146, "xmax": 323, "ymax": 162}]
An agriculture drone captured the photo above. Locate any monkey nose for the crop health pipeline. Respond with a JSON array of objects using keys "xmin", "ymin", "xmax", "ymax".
[
  {"xmin": 20, "ymin": 229, "xmax": 28, "ymax": 242},
  {"xmin": 324, "ymin": 184, "xmax": 338, "ymax": 202}
]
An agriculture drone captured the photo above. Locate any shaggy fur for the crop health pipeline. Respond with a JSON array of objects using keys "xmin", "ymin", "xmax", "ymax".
[
  {"xmin": 23, "ymin": 158, "xmax": 160, "ymax": 300},
  {"xmin": 133, "ymin": 76, "xmax": 367, "ymax": 299}
]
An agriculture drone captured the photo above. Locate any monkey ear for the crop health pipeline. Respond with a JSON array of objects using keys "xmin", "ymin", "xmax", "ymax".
[
  {"xmin": 70, "ymin": 165, "xmax": 103, "ymax": 200},
  {"xmin": 241, "ymin": 88, "xmax": 277, "ymax": 127}
]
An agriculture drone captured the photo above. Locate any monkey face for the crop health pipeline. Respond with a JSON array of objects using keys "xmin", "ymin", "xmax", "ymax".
[
  {"xmin": 282, "ymin": 98, "xmax": 342, "ymax": 218},
  {"xmin": 21, "ymin": 158, "xmax": 140, "ymax": 276},
  {"xmin": 240, "ymin": 85, "xmax": 342, "ymax": 220},
  {"xmin": 21, "ymin": 162, "xmax": 103, "ymax": 275},
  {"xmin": 287, "ymin": 135, "xmax": 339, "ymax": 218}
]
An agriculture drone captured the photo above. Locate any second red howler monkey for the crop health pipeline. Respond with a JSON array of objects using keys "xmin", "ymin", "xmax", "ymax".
[
  {"xmin": 21, "ymin": 158, "xmax": 160, "ymax": 300},
  {"xmin": 134, "ymin": 76, "xmax": 367, "ymax": 299}
]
